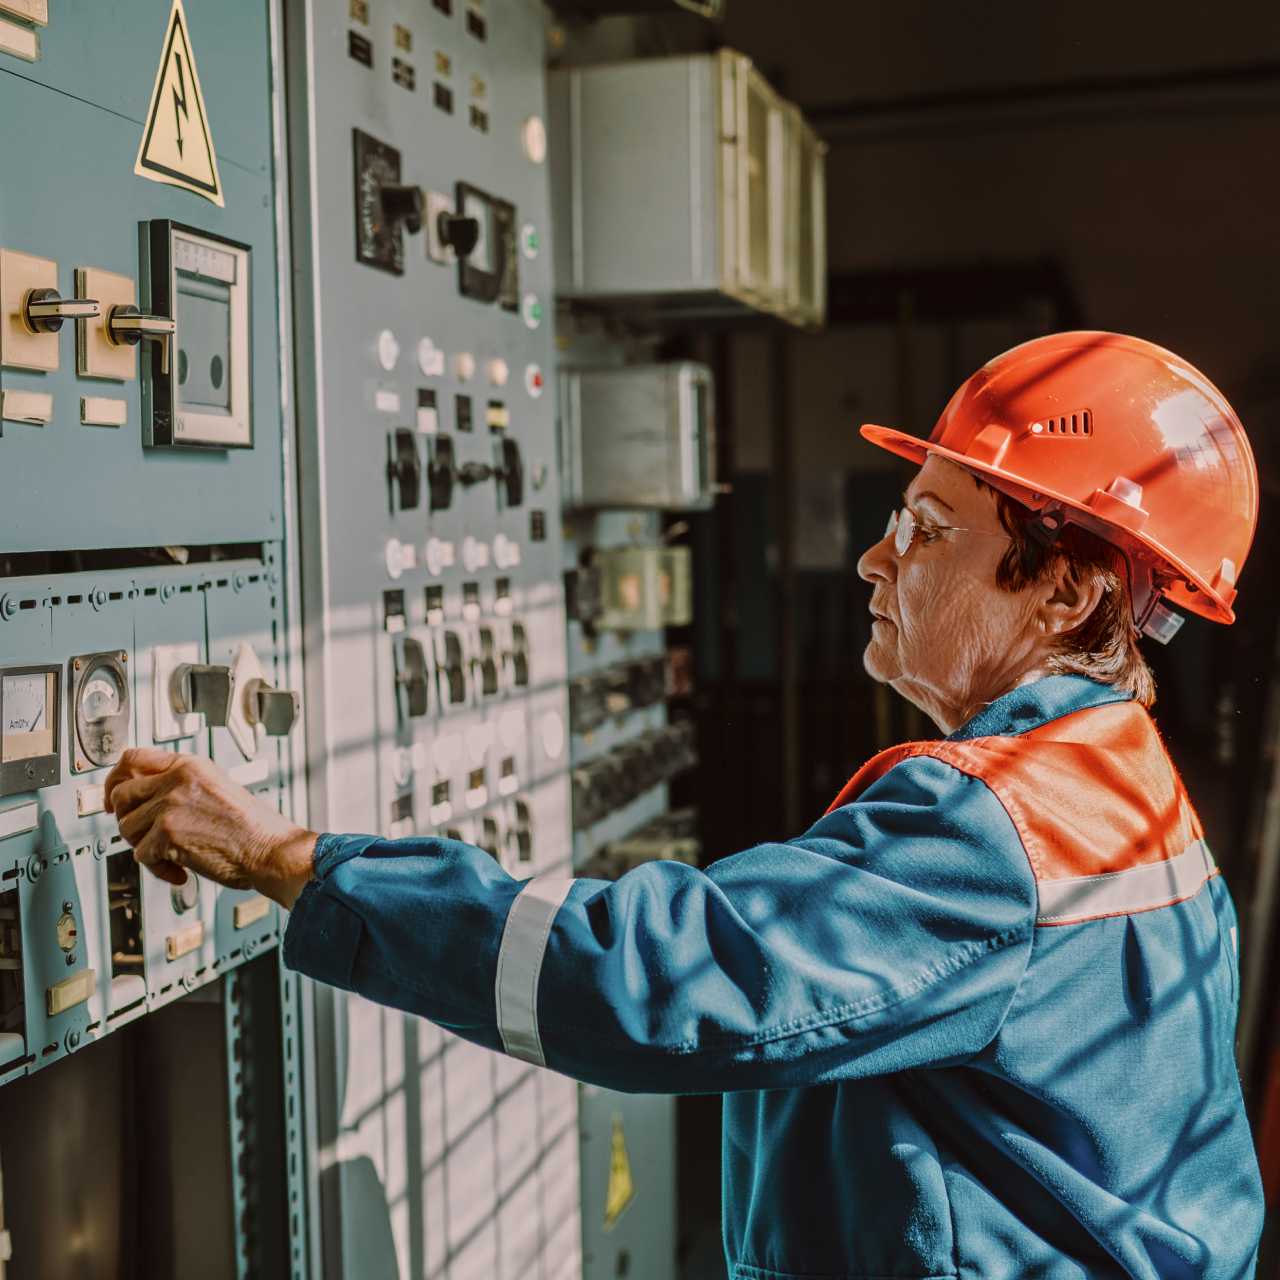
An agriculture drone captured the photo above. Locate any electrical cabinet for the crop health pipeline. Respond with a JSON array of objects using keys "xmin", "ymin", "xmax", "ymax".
[
  {"xmin": 549, "ymin": 49, "xmax": 825, "ymax": 325},
  {"xmin": 285, "ymin": 0, "xmax": 581, "ymax": 1275},
  {"xmin": 0, "ymin": 2, "xmax": 305, "ymax": 1276},
  {"xmin": 559, "ymin": 362, "xmax": 716, "ymax": 511}
]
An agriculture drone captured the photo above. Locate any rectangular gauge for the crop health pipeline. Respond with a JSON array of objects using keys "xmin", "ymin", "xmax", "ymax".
[
  {"xmin": 0, "ymin": 665, "xmax": 60, "ymax": 797},
  {"xmin": 140, "ymin": 221, "xmax": 253, "ymax": 449}
]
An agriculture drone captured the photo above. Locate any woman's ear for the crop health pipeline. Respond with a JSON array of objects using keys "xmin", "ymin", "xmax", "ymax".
[{"xmin": 1037, "ymin": 559, "xmax": 1105, "ymax": 637}]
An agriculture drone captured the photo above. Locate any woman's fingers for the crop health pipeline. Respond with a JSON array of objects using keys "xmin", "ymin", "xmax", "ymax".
[
  {"xmin": 103, "ymin": 747, "xmax": 181, "ymax": 814},
  {"xmin": 117, "ymin": 790, "xmax": 174, "ymax": 849}
]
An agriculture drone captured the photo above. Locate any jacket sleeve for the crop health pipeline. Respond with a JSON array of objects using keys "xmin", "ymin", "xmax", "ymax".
[{"xmin": 283, "ymin": 755, "xmax": 1038, "ymax": 1093}]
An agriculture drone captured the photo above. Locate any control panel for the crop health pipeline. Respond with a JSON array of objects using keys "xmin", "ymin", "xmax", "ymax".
[
  {"xmin": 286, "ymin": 1, "xmax": 579, "ymax": 1275},
  {"xmin": 0, "ymin": 2, "xmax": 305, "ymax": 1276}
]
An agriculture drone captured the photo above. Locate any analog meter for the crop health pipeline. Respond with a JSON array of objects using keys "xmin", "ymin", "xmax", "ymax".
[
  {"xmin": 68, "ymin": 652, "xmax": 130, "ymax": 772},
  {"xmin": 140, "ymin": 221, "xmax": 252, "ymax": 449},
  {"xmin": 0, "ymin": 665, "xmax": 61, "ymax": 797}
]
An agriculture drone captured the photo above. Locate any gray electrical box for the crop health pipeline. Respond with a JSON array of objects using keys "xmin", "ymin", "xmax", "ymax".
[
  {"xmin": 559, "ymin": 362, "xmax": 716, "ymax": 510},
  {"xmin": 550, "ymin": 49, "xmax": 799, "ymax": 318}
]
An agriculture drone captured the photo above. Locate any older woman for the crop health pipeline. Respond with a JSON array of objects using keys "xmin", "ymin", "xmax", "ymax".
[{"xmin": 107, "ymin": 332, "xmax": 1264, "ymax": 1279}]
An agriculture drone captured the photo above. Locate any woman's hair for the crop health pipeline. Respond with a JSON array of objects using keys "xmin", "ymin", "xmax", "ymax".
[{"xmin": 977, "ymin": 479, "xmax": 1157, "ymax": 707}]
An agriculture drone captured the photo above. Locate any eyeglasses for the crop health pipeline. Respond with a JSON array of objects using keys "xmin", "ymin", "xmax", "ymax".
[{"xmin": 885, "ymin": 507, "xmax": 1012, "ymax": 558}]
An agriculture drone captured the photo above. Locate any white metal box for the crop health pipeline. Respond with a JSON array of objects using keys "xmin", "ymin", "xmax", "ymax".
[
  {"xmin": 559, "ymin": 362, "xmax": 715, "ymax": 510},
  {"xmin": 549, "ymin": 50, "xmax": 792, "ymax": 318}
]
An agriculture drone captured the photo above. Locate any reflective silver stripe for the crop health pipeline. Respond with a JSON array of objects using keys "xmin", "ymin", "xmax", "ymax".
[
  {"xmin": 1037, "ymin": 839, "xmax": 1216, "ymax": 925},
  {"xmin": 495, "ymin": 875, "xmax": 576, "ymax": 1065}
]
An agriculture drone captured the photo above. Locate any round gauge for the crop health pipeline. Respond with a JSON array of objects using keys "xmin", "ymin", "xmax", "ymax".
[
  {"xmin": 81, "ymin": 673, "xmax": 122, "ymax": 723},
  {"xmin": 71, "ymin": 652, "xmax": 130, "ymax": 771}
]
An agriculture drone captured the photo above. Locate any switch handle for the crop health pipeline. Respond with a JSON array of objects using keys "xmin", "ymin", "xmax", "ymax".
[
  {"xmin": 23, "ymin": 288, "xmax": 100, "ymax": 335},
  {"xmin": 381, "ymin": 184, "xmax": 426, "ymax": 235},
  {"xmin": 172, "ymin": 664, "xmax": 234, "ymax": 727},
  {"xmin": 456, "ymin": 461, "xmax": 493, "ymax": 486},
  {"xmin": 107, "ymin": 305, "xmax": 176, "ymax": 374},
  {"xmin": 245, "ymin": 679, "xmax": 301, "ymax": 737},
  {"xmin": 437, "ymin": 213, "xmax": 481, "ymax": 258}
]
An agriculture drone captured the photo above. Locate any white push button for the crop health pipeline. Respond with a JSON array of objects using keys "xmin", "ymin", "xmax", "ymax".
[
  {"xmin": 377, "ymin": 329, "xmax": 400, "ymax": 371},
  {"xmin": 418, "ymin": 336, "xmax": 445, "ymax": 377},
  {"xmin": 454, "ymin": 351, "xmax": 476, "ymax": 381}
]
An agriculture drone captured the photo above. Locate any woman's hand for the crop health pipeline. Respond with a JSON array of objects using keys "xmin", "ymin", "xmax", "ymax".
[{"xmin": 104, "ymin": 747, "xmax": 317, "ymax": 909}]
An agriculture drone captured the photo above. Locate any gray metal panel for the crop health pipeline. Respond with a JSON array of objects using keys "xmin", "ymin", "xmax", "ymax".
[
  {"xmin": 0, "ymin": 0, "xmax": 284, "ymax": 551},
  {"xmin": 551, "ymin": 57, "xmax": 718, "ymax": 297},
  {"xmin": 578, "ymin": 1087, "xmax": 678, "ymax": 1280},
  {"xmin": 287, "ymin": 1, "xmax": 581, "ymax": 1275}
]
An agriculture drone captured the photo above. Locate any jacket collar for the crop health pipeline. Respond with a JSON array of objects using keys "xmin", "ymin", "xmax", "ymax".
[{"xmin": 947, "ymin": 675, "xmax": 1132, "ymax": 743}]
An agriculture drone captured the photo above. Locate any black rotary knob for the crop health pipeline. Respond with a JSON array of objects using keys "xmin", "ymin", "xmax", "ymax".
[
  {"xmin": 380, "ymin": 184, "xmax": 425, "ymax": 235},
  {"xmin": 437, "ymin": 212, "xmax": 481, "ymax": 258}
]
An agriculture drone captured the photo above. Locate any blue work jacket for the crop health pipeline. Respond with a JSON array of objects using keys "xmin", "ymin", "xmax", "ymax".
[{"xmin": 285, "ymin": 675, "xmax": 1264, "ymax": 1278}]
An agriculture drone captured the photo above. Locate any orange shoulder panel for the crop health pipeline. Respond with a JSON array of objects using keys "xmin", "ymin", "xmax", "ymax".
[{"xmin": 826, "ymin": 701, "xmax": 1202, "ymax": 882}]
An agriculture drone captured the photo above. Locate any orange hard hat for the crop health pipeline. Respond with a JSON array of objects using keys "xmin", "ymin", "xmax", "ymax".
[{"xmin": 861, "ymin": 331, "xmax": 1258, "ymax": 634}]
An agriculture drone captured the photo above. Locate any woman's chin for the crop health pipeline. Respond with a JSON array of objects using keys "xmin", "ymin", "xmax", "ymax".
[{"xmin": 862, "ymin": 638, "xmax": 899, "ymax": 684}]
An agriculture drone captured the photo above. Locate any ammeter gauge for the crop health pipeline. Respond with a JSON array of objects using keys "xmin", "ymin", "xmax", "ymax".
[
  {"xmin": 68, "ymin": 651, "xmax": 131, "ymax": 772},
  {"xmin": 0, "ymin": 665, "xmax": 61, "ymax": 797},
  {"xmin": 140, "ymin": 221, "xmax": 252, "ymax": 449}
]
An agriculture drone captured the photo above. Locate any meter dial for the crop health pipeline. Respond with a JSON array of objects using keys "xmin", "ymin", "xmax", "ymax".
[
  {"xmin": 354, "ymin": 129, "xmax": 409, "ymax": 275},
  {"xmin": 69, "ymin": 651, "xmax": 131, "ymax": 772}
]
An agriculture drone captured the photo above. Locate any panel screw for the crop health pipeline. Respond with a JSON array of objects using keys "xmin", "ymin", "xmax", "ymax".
[
  {"xmin": 67, "ymin": 1029, "xmax": 81, "ymax": 1051},
  {"xmin": 66, "ymin": 952, "xmax": 76, "ymax": 967},
  {"xmin": 73, "ymin": 658, "xmax": 82, "ymax": 671},
  {"xmin": 160, "ymin": 583, "xmax": 176, "ymax": 602},
  {"xmin": 61, "ymin": 900, "xmax": 73, "ymax": 914},
  {"xmin": 0, "ymin": 595, "xmax": 15, "ymax": 621},
  {"xmin": 95, "ymin": 837, "xmax": 108, "ymax": 858},
  {"xmin": 234, "ymin": 573, "xmax": 246, "ymax": 591},
  {"xmin": 25, "ymin": 853, "xmax": 43, "ymax": 882}
]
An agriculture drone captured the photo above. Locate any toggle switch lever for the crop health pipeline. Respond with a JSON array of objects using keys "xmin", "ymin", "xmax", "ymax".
[
  {"xmin": 381, "ymin": 184, "xmax": 426, "ymax": 235},
  {"xmin": 244, "ymin": 678, "xmax": 301, "ymax": 737},
  {"xmin": 494, "ymin": 438, "xmax": 524, "ymax": 507},
  {"xmin": 457, "ymin": 460, "xmax": 494, "ymax": 487},
  {"xmin": 23, "ymin": 288, "xmax": 100, "ymax": 335},
  {"xmin": 172, "ymin": 664, "xmax": 235, "ymax": 727},
  {"xmin": 437, "ymin": 212, "xmax": 480, "ymax": 258},
  {"xmin": 106, "ymin": 304, "xmax": 176, "ymax": 373}
]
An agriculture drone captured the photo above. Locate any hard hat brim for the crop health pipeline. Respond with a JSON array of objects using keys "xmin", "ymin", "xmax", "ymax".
[{"xmin": 859, "ymin": 423, "xmax": 1236, "ymax": 624}]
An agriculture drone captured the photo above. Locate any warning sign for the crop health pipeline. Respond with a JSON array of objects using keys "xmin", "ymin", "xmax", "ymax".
[
  {"xmin": 134, "ymin": 0, "xmax": 223, "ymax": 207},
  {"xmin": 603, "ymin": 1113, "xmax": 636, "ymax": 1231}
]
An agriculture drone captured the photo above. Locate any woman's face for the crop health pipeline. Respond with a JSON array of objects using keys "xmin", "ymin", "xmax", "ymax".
[{"xmin": 856, "ymin": 456, "xmax": 1044, "ymax": 732}]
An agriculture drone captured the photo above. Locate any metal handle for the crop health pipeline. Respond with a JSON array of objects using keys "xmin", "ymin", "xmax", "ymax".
[
  {"xmin": 244, "ymin": 678, "xmax": 301, "ymax": 736},
  {"xmin": 23, "ymin": 288, "xmax": 100, "ymax": 335},
  {"xmin": 106, "ymin": 304, "xmax": 175, "ymax": 373},
  {"xmin": 172, "ymin": 663, "xmax": 234, "ymax": 727}
]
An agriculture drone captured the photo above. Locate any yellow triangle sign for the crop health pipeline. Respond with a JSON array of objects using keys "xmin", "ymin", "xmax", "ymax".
[
  {"xmin": 603, "ymin": 1113, "xmax": 636, "ymax": 1231},
  {"xmin": 134, "ymin": 0, "xmax": 224, "ymax": 207}
]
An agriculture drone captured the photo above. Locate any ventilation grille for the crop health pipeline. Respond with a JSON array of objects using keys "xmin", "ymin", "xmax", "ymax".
[{"xmin": 1031, "ymin": 410, "xmax": 1092, "ymax": 437}]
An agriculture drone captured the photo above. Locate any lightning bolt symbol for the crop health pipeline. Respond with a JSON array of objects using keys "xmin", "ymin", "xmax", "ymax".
[{"xmin": 171, "ymin": 51, "xmax": 189, "ymax": 159}]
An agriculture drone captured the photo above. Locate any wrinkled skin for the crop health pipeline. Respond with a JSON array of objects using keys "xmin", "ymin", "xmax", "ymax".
[
  {"xmin": 105, "ymin": 748, "xmax": 316, "ymax": 908},
  {"xmin": 857, "ymin": 456, "xmax": 1103, "ymax": 734}
]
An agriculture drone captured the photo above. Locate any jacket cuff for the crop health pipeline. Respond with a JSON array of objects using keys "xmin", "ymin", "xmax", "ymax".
[
  {"xmin": 311, "ymin": 831, "xmax": 380, "ymax": 880},
  {"xmin": 283, "ymin": 878, "xmax": 364, "ymax": 990}
]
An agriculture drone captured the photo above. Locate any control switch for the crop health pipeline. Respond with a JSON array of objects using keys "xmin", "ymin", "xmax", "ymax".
[
  {"xmin": 1, "ymin": 249, "xmax": 89, "ymax": 371},
  {"xmin": 394, "ymin": 637, "xmax": 431, "ymax": 720},
  {"xmin": 173, "ymin": 663, "xmax": 234, "ymax": 727}
]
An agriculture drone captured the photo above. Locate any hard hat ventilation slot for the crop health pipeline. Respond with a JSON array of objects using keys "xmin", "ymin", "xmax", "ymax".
[{"xmin": 1031, "ymin": 410, "xmax": 1092, "ymax": 438}]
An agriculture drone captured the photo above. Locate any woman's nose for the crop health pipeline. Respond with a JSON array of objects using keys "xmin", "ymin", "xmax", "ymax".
[{"xmin": 857, "ymin": 529, "xmax": 896, "ymax": 585}]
